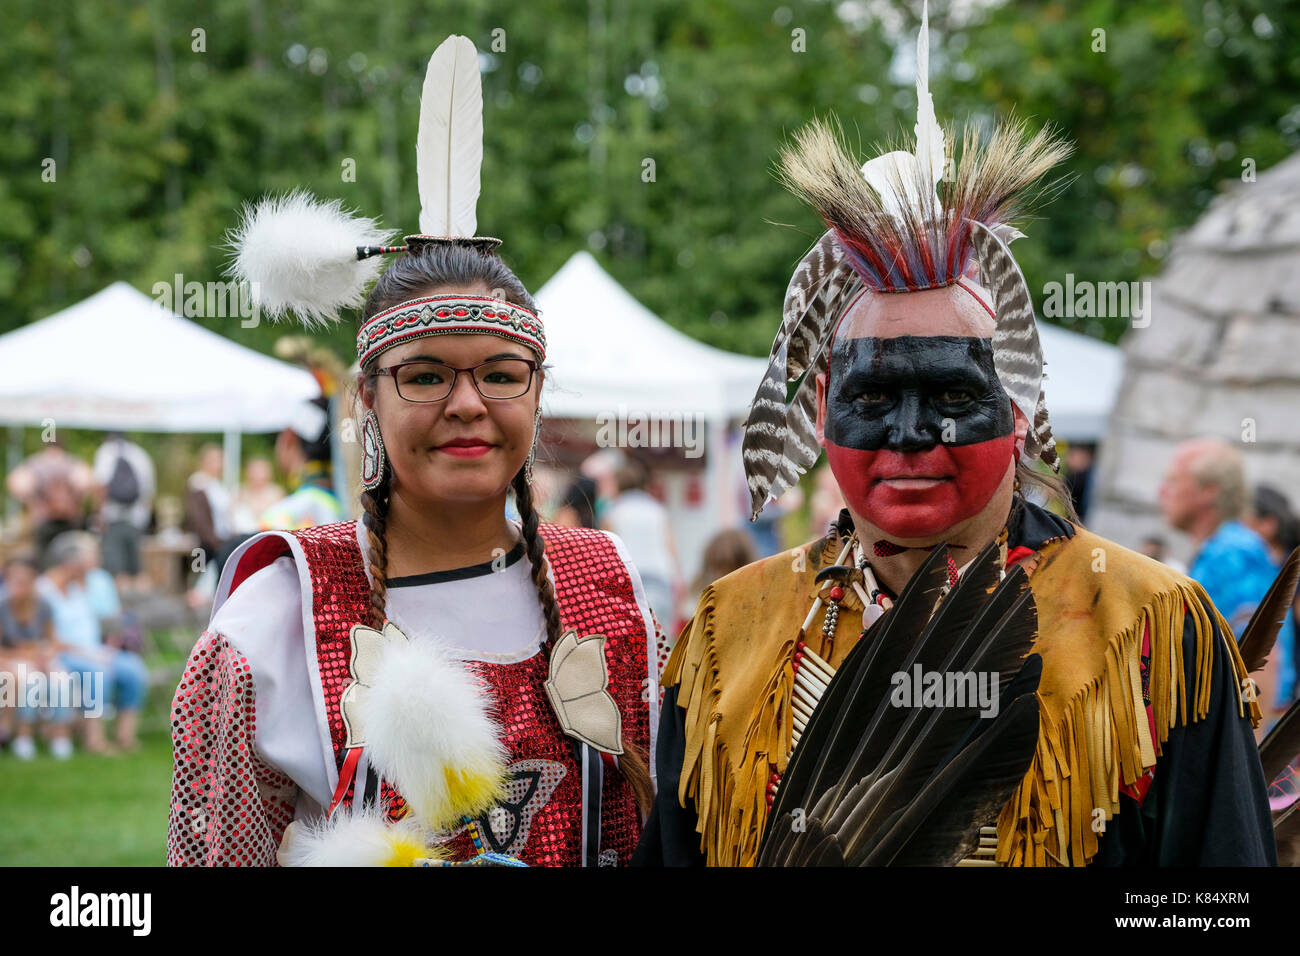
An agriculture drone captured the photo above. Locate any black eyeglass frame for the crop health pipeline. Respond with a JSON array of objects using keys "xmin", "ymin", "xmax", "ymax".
[{"xmin": 371, "ymin": 357, "xmax": 541, "ymax": 403}]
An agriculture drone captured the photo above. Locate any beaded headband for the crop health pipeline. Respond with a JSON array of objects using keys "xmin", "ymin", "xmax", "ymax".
[{"xmin": 357, "ymin": 293, "xmax": 545, "ymax": 367}]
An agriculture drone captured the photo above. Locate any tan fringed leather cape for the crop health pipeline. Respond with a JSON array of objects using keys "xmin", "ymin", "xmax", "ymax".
[{"xmin": 660, "ymin": 510, "xmax": 1262, "ymax": 868}]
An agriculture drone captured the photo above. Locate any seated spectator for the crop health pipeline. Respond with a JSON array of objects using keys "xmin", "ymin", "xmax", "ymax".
[
  {"xmin": 0, "ymin": 552, "xmax": 73, "ymax": 759},
  {"xmin": 37, "ymin": 532, "xmax": 147, "ymax": 753}
]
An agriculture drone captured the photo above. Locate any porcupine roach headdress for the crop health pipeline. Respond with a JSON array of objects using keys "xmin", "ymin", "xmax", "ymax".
[
  {"xmin": 741, "ymin": 0, "xmax": 1071, "ymax": 520},
  {"xmin": 226, "ymin": 34, "xmax": 545, "ymax": 365}
]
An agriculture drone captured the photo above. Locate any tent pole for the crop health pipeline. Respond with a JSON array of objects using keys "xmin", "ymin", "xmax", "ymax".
[
  {"xmin": 5, "ymin": 425, "xmax": 21, "ymax": 522},
  {"xmin": 222, "ymin": 429, "xmax": 241, "ymax": 495},
  {"xmin": 708, "ymin": 417, "xmax": 731, "ymax": 531}
]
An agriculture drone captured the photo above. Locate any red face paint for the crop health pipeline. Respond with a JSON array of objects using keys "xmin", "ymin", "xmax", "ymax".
[
  {"xmin": 823, "ymin": 334, "xmax": 1015, "ymax": 539},
  {"xmin": 825, "ymin": 437, "xmax": 1014, "ymax": 538}
]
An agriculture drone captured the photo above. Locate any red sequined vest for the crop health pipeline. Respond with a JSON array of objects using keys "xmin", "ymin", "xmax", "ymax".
[{"xmin": 227, "ymin": 519, "xmax": 650, "ymax": 867}]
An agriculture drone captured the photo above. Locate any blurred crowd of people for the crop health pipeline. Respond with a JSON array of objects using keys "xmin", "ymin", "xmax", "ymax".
[
  {"xmin": 0, "ymin": 535, "xmax": 144, "ymax": 759},
  {"xmin": 0, "ymin": 409, "xmax": 343, "ymax": 759}
]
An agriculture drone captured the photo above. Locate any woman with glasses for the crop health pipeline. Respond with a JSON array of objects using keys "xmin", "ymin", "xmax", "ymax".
[{"xmin": 167, "ymin": 36, "xmax": 662, "ymax": 867}]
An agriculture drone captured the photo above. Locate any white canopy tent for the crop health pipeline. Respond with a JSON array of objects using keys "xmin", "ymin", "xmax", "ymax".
[
  {"xmin": 534, "ymin": 252, "xmax": 767, "ymax": 566},
  {"xmin": 1036, "ymin": 323, "xmax": 1124, "ymax": 443},
  {"xmin": 0, "ymin": 282, "xmax": 323, "ymax": 489},
  {"xmin": 536, "ymin": 251, "xmax": 767, "ymax": 421}
]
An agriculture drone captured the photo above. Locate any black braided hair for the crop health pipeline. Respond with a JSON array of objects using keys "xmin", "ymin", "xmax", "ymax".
[{"xmin": 360, "ymin": 485, "xmax": 391, "ymax": 630}]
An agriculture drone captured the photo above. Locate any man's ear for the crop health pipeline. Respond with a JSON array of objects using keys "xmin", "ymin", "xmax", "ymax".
[
  {"xmin": 815, "ymin": 372, "xmax": 828, "ymax": 447},
  {"xmin": 1011, "ymin": 403, "xmax": 1030, "ymax": 457}
]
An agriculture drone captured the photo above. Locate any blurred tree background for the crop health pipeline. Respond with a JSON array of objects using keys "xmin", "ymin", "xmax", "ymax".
[{"xmin": 1, "ymin": 0, "xmax": 1297, "ymax": 359}]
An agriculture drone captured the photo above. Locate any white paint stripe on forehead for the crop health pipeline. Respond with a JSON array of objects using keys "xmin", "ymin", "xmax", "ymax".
[{"xmin": 831, "ymin": 281, "xmax": 998, "ymax": 343}]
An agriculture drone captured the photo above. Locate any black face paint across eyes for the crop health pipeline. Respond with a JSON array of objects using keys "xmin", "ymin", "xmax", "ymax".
[{"xmin": 825, "ymin": 335, "xmax": 1013, "ymax": 451}]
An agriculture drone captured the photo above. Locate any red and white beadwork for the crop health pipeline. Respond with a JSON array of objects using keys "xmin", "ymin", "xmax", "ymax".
[
  {"xmin": 167, "ymin": 519, "xmax": 650, "ymax": 866},
  {"xmin": 356, "ymin": 294, "xmax": 546, "ymax": 367},
  {"xmin": 359, "ymin": 409, "xmax": 386, "ymax": 491}
]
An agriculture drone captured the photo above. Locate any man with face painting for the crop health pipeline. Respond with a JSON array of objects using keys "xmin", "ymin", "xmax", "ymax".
[{"xmin": 635, "ymin": 7, "xmax": 1276, "ymax": 868}]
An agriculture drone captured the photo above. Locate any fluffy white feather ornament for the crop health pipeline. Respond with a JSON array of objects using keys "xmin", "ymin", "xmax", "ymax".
[
  {"xmin": 276, "ymin": 805, "xmax": 438, "ymax": 867},
  {"xmin": 354, "ymin": 622, "xmax": 509, "ymax": 832},
  {"xmin": 226, "ymin": 188, "xmax": 394, "ymax": 329}
]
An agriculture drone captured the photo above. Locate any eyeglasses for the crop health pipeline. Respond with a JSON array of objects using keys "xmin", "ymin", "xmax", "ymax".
[{"xmin": 372, "ymin": 358, "xmax": 539, "ymax": 403}]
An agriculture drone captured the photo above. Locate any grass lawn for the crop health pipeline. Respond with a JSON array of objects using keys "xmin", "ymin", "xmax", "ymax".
[
  {"xmin": 0, "ymin": 622, "xmax": 198, "ymax": 866},
  {"xmin": 0, "ymin": 729, "xmax": 174, "ymax": 866}
]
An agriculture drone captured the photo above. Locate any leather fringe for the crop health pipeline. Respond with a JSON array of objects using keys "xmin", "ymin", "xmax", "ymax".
[
  {"xmin": 994, "ymin": 578, "xmax": 1257, "ymax": 866},
  {"xmin": 663, "ymin": 584, "xmax": 797, "ymax": 867}
]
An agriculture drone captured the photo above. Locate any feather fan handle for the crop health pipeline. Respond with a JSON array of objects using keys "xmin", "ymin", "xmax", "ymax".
[
  {"xmin": 1239, "ymin": 547, "xmax": 1300, "ymax": 677},
  {"xmin": 225, "ymin": 189, "xmax": 394, "ymax": 329},
  {"xmin": 417, "ymin": 35, "xmax": 484, "ymax": 238}
]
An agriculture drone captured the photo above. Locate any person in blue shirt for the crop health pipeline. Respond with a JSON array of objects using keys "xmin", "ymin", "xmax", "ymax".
[
  {"xmin": 1160, "ymin": 438, "xmax": 1295, "ymax": 713},
  {"xmin": 37, "ymin": 532, "xmax": 147, "ymax": 753}
]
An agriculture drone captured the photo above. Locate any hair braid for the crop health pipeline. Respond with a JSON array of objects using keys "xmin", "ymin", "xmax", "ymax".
[
  {"xmin": 511, "ymin": 469, "xmax": 563, "ymax": 645},
  {"xmin": 511, "ymin": 468, "xmax": 655, "ymax": 818},
  {"xmin": 360, "ymin": 486, "xmax": 391, "ymax": 630}
]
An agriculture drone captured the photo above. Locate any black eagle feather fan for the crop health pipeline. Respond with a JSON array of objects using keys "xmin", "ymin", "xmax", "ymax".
[{"xmin": 759, "ymin": 543, "xmax": 1041, "ymax": 866}]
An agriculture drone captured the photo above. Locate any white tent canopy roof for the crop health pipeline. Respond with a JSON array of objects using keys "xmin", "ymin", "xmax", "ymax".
[
  {"xmin": 1037, "ymin": 322, "xmax": 1123, "ymax": 442},
  {"xmin": 535, "ymin": 252, "xmax": 767, "ymax": 421},
  {"xmin": 0, "ymin": 282, "xmax": 322, "ymax": 433}
]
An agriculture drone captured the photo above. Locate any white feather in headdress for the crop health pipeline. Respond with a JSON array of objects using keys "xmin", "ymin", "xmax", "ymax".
[
  {"xmin": 225, "ymin": 188, "xmax": 393, "ymax": 329},
  {"xmin": 861, "ymin": 0, "xmax": 946, "ymax": 220},
  {"xmin": 416, "ymin": 35, "xmax": 484, "ymax": 238}
]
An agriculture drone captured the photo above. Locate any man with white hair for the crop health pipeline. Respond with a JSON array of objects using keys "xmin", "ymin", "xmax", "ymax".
[
  {"xmin": 1159, "ymin": 438, "xmax": 1282, "ymax": 635},
  {"xmin": 1160, "ymin": 437, "xmax": 1292, "ymax": 713}
]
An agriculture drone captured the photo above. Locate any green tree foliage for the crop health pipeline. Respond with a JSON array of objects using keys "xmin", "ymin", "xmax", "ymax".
[{"xmin": 1, "ymin": 0, "xmax": 1295, "ymax": 362}]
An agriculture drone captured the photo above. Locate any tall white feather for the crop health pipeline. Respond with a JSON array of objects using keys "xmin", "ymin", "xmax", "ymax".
[
  {"xmin": 913, "ymin": 0, "xmax": 945, "ymax": 187},
  {"xmin": 226, "ymin": 189, "xmax": 392, "ymax": 329},
  {"xmin": 416, "ymin": 35, "xmax": 484, "ymax": 238},
  {"xmin": 860, "ymin": 0, "xmax": 946, "ymax": 216}
]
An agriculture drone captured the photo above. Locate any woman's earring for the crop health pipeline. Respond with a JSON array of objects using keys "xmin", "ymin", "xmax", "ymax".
[
  {"xmin": 361, "ymin": 409, "xmax": 388, "ymax": 491},
  {"xmin": 525, "ymin": 408, "xmax": 542, "ymax": 484}
]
